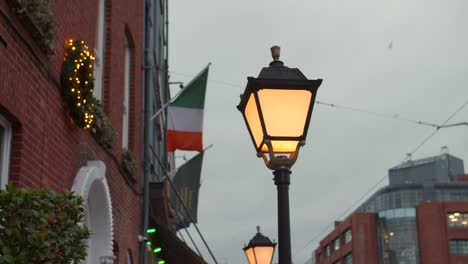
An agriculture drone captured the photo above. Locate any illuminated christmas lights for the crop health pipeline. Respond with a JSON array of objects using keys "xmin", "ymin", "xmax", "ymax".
[{"xmin": 60, "ymin": 39, "xmax": 95, "ymax": 129}]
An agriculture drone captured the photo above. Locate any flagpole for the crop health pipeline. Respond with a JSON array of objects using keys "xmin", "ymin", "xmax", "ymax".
[
  {"xmin": 148, "ymin": 145, "xmax": 219, "ymax": 264},
  {"xmin": 150, "ymin": 62, "xmax": 211, "ymax": 121}
]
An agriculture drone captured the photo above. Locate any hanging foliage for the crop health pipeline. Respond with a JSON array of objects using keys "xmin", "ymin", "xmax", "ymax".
[
  {"xmin": 7, "ymin": 0, "xmax": 56, "ymax": 53},
  {"xmin": 122, "ymin": 148, "xmax": 137, "ymax": 181},
  {"xmin": 60, "ymin": 39, "xmax": 95, "ymax": 128},
  {"xmin": 90, "ymin": 98, "xmax": 117, "ymax": 149}
]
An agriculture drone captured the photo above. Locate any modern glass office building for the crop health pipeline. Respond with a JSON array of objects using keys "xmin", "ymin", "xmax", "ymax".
[{"xmin": 315, "ymin": 153, "xmax": 468, "ymax": 264}]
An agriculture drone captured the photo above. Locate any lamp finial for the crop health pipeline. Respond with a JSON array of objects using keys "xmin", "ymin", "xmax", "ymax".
[
  {"xmin": 271, "ymin": 46, "xmax": 280, "ymax": 61},
  {"xmin": 257, "ymin": 225, "xmax": 260, "ymax": 233}
]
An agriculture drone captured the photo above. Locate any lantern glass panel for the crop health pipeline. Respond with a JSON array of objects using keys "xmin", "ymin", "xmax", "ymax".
[
  {"xmin": 245, "ymin": 247, "xmax": 256, "ymax": 264},
  {"xmin": 245, "ymin": 93, "xmax": 263, "ymax": 148},
  {"xmin": 257, "ymin": 89, "xmax": 312, "ymax": 138},
  {"xmin": 261, "ymin": 140, "xmax": 299, "ymax": 154},
  {"xmin": 253, "ymin": 246, "xmax": 275, "ymax": 264}
]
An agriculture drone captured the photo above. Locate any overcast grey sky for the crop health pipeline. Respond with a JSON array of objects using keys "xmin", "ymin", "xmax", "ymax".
[{"xmin": 169, "ymin": 0, "xmax": 468, "ymax": 263}]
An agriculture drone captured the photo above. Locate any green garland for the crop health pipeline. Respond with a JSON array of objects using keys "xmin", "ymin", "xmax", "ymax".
[{"xmin": 60, "ymin": 40, "xmax": 95, "ymax": 128}]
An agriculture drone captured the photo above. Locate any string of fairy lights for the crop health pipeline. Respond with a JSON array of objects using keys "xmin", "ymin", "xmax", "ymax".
[{"xmin": 61, "ymin": 39, "xmax": 96, "ymax": 129}]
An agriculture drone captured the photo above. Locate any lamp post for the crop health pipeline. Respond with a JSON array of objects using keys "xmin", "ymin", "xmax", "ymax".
[
  {"xmin": 243, "ymin": 226, "xmax": 276, "ymax": 264},
  {"xmin": 237, "ymin": 46, "xmax": 322, "ymax": 264}
]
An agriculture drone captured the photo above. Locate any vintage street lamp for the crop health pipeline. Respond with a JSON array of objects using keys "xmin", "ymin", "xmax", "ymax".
[
  {"xmin": 237, "ymin": 46, "xmax": 322, "ymax": 263},
  {"xmin": 243, "ymin": 226, "xmax": 276, "ymax": 264}
]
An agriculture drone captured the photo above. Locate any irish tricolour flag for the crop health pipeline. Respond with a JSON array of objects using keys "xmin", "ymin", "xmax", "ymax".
[{"xmin": 167, "ymin": 65, "xmax": 209, "ymax": 152}]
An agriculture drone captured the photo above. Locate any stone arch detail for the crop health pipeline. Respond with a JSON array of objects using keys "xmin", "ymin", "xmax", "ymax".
[{"xmin": 72, "ymin": 161, "xmax": 114, "ymax": 263}]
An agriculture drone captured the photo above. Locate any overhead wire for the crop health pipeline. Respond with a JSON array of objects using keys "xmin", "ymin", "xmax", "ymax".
[
  {"xmin": 293, "ymin": 97, "xmax": 468, "ymax": 261},
  {"xmin": 170, "ymin": 70, "xmax": 468, "ymax": 261},
  {"xmin": 409, "ymin": 98, "xmax": 468, "ymax": 154},
  {"xmin": 169, "ymin": 71, "xmax": 444, "ymax": 129}
]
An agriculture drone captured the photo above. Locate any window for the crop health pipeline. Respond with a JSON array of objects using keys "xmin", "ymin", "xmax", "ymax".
[
  {"xmin": 122, "ymin": 35, "xmax": 131, "ymax": 149},
  {"xmin": 93, "ymin": 0, "xmax": 106, "ymax": 101},
  {"xmin": 126, "ymin": 249, "xmax": 133, "ymax": 264},
  {"xmin": 450, "ymin": 240, "xmax": 468, "ymax": 256},
  {"xmin": 344, "ymin": 253, "xmax": 353, "ymax": 264},
  {"xmin": 333, "ymin": 237, "xmax": 340, "ymax": 251},
  {"xmin": 344, "ymin": 229, "xmax": 352, "ymax": 244},
  {"xmin": 0, "ymin": 114, "xmax": 12, "ymax": 189},
  {"xmin": 325, "ymin": 245, "xmax": 330, "ymax": 257},
  {"xmin": 448, "ymin": 212, "xmax": 468, "ymax": 228}
]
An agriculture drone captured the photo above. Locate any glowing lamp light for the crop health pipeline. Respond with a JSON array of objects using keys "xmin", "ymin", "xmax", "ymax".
[
  {"xmin": 158, "ymin": 260, "xmax": 165, "ymax": 264},
  {"xmin": 147, "ymin": 228, "xmax": 156, "ymax": 234},
  {"xmin": 454, "ymin": 212, "xmax": 461, "ymax": 217},
  {"xmin": 237, "ymin": 46, "xmax": 322, "ymax": 170},
  {"xmin": 243, "ymin": 226, "xmax": 276, "ymax": 264}
]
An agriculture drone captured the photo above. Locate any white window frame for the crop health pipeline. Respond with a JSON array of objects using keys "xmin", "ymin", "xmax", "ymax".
[
  {"xmin": 93, "ymin": 0, "xmax": 106, "ymax": 102},
  {"xmin": 122, "ymin": 36, "xmax": 131, "ymax": 149},
  {"xmin": 126, "ymin": 250, "xmax": 133, "ymax": 264},
  {"xmin": 0, "ymin": 114, "xmax": 12, "ymax": 189}
]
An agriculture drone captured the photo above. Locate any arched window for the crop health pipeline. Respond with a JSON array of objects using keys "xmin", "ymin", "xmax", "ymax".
[
  {"xmin": 122, "ymin": 35, "xmax": 131, "ymax": 149},
  {"xmin": 0, "ymin": 114, "xmax": 12, "ymax": 189},
  {"xmin": 93, "ymin": 0, "xmax": 106, "ymax": 102}
]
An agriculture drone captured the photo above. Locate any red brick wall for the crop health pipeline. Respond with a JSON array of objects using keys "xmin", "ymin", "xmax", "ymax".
[
  {"xmin": 0, "ymin": 0, "xmax": 143, "ymax": 261},
  {"xmin": 417, "ymin": 202, "xmax": 468, "ymax": 264},
  {"xmin": 315, "ymin": 212, "xmax": 378, "ymax": 264}
]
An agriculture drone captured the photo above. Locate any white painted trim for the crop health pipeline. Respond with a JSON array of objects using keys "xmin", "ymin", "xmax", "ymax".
[
  {"xmin": 0, "ymin": 114, "xmax": 12, "ymax": 190},
  {"xmin": 72, "ymin": 161, "xmax": 114, "ymax": 264},
  {"xmin": 93, "ymin": 0, "xmax": 106, "ymax": 101},
  {"xmin": 122, "ymin": 36, "xmax": 131, "ymax": 149}
]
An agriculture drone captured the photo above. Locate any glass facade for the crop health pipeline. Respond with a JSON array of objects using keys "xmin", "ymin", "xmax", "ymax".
[
  {"xmin": 358, "ymin": 189, "xmax": 422, "ymax": 213},
  {"xmin": 378, "ymin": 215, "xmax": 419, "ymax": 263},
  {"xmin": 436, "ymin": 190, "xmax": 468, "ymax": 201},
  {"xmin": 379, "ymin": 208, "xmax": 416, "ymax": 219},
  {"xmin": 450, "ymin": 240, "xmax": 468, "ymax": 256},
  {"xmin": 355, "ymin": 184, "xmax": 468, "ymax": 264}
]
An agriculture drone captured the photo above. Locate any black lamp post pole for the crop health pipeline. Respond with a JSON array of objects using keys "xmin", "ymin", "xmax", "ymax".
[{"xmin": 273, "ymin": 167, "xmax": 292, "ymax": 264}]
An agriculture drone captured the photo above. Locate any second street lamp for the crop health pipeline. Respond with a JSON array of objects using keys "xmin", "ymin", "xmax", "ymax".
[
  {"xmin": 243, "ymin": 226, "xmax": 276, "ymax": 264},
  {"xmin": 237, "ymin": 46, "xmax": 322, "ymax": 264}
]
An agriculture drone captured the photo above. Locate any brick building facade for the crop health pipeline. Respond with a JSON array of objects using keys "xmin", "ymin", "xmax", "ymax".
[
  {"xmin": 314, "ymin": 154, "xmax": 468, "ymax": 264},
  {"xmin": 0, "ymin": 0, "xmax": 143, "ymax": 262},
  {"xmin": 315, "ymin": 213, "xmax": 378, "ymax": 264}
]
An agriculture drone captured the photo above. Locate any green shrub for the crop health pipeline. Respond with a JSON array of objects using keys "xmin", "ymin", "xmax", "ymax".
[
  {"xmin": 0, "ymin": 185, "xmax": 90, "ymax": 263},
  {"xmin": 10, "ymin": 0, "xmax": 56, "ymax": 53},
  {"xmin": 91, "ymin": 99, "xmax": 117, "ymax": 149},
  {"xmin": 122, "ymin": 148, "xmax": 137, "ymax": 181}
]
